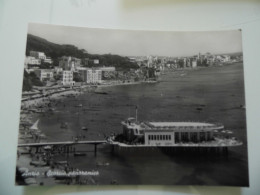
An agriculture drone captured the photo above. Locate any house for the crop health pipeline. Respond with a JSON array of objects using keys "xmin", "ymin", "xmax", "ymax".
[
  {"xmin": 59, "ymin": 56, "xmax": 81, "ymax": 71},
  {"xmin": 30, "ymin": 51, "xmax": 46, "ymax": 60},
  {"xmin": 24, "ymin": 56, "xmax": 41, "ymax": 66}
]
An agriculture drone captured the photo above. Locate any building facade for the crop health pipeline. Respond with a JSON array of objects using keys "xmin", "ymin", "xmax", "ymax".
[
  {"xmin": 34, "ymin": 69, "xmax": 54, "ymax": 81},
  {"xmin": 121, "ymin": 118, "xmax": 224, "ymax": 146},
  {"xmin": 30, "ymin": 51, "xmax": 46, "ymax": 60},
  {"xmin": 86, "ymin": 69, "xmax": 102, "ymax": 84},
  {"xmin": 24, "ymin": 56, "xmax": 41, "ymax": 66},
  {"xmin": 62, "ymin": 70, "xmax": 75, "ymax": 86},
  {"xmin": 59, "ymin": 56, "xmax": 81, "ymax": 71}
]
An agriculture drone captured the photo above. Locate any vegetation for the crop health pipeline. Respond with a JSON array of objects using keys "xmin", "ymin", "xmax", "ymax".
[
  {"xmin": 22, "ymin": 71, "xmax": 43, "ymax": 91},
  {"xmin": 26, "ymin": 34, "xmax": 139, "ymax": 70}
]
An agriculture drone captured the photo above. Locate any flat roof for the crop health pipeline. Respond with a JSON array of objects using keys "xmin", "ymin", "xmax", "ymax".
[{"xmin": 148, "ymin": 122, "xmax": 215, "ymax": 127}]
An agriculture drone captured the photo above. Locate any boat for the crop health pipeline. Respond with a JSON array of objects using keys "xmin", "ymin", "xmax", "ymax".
[
  {"xmin": 94, "ymin": 91, "xmax": 108, "ymax": 95},
  {"xmin": 74, "ymin": 152, "xmax": 87, "ymax": 156},
  {"xmin": 43, "ymin": 145, "xmax": 52, "ymax": 150},
  {"xmin": 75, "ymin": 104, "xmax": 83, "ymax": 107},
  {"xmin": 96, "ymin": 162, "xmax": 110, "ymax": 166},
  {"xmin": 81, "ymin": 126, "xmax": 88, "ymax": 131},
  {"xmin": 29, "ymin": 119, "xmax": 41, "ymax": 134}
]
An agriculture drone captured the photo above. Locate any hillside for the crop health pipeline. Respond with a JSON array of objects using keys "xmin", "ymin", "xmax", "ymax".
[{"xmin": 26, "ymin": 34, "xmax": 139, "ymax": 69}]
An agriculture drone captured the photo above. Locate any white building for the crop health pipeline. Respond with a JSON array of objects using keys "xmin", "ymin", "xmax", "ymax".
[
  {"xmin": 30, "ymin": 51, "xmax": 46, "ymax": 60},
  {"xmin": 44, "ymin": 57, "xmax": 53, "ymax": 64},
  {"xmin": 122, "ymin": 118, "xmax": 223, "ymax": 146},
  {"xmin": 24, "ymin": 56, "xmax": 41, "ymax": 66},
  {"xmin": 192, "ymin": 60, "xmax": 197, "ymax": 68},
  {"xmin": 86, "ymin": 69, "xmax": 102, "ymax": 84},
  {"xmin": 62, "ymin": 71, "xmax": 75, "ymax": 86},
  {"xmin": 93, "ymin": 59, "xmax": 99, "ymax": 64}
]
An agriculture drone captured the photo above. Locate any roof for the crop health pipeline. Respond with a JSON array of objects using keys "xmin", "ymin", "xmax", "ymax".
[{"xmin": 148, "ymin": 122, "xmax": 215, "ymax": 128}]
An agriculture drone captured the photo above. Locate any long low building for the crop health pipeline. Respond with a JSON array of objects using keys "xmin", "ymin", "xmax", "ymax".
[{"xmin": 121, "ymin": 118, "xmax": 224, "ymax": 146}]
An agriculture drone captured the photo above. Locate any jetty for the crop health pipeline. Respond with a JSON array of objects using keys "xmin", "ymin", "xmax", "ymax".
[{"xmin": 18, "ymin": 140, "xmax": 107, "ymax": 155}]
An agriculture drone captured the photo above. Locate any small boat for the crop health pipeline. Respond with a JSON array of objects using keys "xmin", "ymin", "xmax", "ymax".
[
  {"xmin": 29, "ymin": 119, "xmax": 41, "ymax": 134},
  {"xmin": 74, "ymin": 152, "xmax": 86, "ymax": 156},
  {"xmin": 97, "ymin": 162, "xmax": 110, "ymax": 166},
  {"xmin": 43, "ymin": 145, "xmax": 52, "ymax": 150},
  {"xmin": 75, "ymin": 104, "xmax": 83, "ymax": 107},
  {"xmin": 81, "ymin": 126, "xmax": 88, "ymax": 131}
]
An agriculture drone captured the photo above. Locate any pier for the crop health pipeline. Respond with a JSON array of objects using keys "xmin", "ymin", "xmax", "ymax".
[{"xmin": 18, "ymin": 140, "xmax": 107, "ymax": 156}]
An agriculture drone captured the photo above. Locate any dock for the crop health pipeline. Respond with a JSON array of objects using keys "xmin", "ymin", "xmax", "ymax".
[{"xmin": 18, "ymin": 140, "xmax": 107, "ymax": 155}]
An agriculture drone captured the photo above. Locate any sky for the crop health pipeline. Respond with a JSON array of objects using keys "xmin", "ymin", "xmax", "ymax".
[{"xmin": 28, "ymin": 23, "xmax": 243, "ymax": 57}]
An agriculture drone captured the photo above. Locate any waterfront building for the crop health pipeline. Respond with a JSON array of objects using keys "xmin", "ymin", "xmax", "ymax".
[
  {"xmin": 78, "ymin": 68, "xmax": 103, "ymax": 83},
  {"xmin": 59, "ymin": 56, "xmax": 81, "ymax": 71},
  {"xmin": 62, "ymin": 70, "xmax": 75, "ymax": 86},
  {"xmin": 121, "ymin": 118, "xmax": 223, "ymax": 146},
  {"xmin": 34, "ymin": 69, "xmax": 54, "ymax": 81},
  {"xmin": 86, "ymin": 69, "xmax": 102, "ymax": 84},
  {"xmin": 192, "ymin": 60, "xmax": 197, "ymax": 68}
]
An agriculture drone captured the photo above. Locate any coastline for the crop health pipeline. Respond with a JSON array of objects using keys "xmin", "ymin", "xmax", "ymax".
[{"xmin": 16, "ymin": 63, "xmax": 247, "ymax": 185}]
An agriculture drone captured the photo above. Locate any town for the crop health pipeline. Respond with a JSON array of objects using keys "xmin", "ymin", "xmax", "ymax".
[{"xmin": 23, "ymin": 48, "xmax": 243, "ymax": 101}]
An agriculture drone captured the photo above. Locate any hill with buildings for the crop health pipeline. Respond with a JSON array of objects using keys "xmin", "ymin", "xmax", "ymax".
[{"xmin": 25, "ymin": 34, "xmax": 139, "ymax": 70}]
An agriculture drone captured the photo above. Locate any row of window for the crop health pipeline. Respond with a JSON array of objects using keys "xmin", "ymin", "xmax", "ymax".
[
  {"xmin": 148, "ymin": 134, "xmax": 172, "ymax": 141},
  {"xmin": 175, "ymin": 132, "xmax": 212, "ymax": 142}
]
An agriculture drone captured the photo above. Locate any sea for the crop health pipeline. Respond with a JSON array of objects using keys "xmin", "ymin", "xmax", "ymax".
[{"xmin": 37, "ymin": 62, "xmax": 249, "ymax": 186}]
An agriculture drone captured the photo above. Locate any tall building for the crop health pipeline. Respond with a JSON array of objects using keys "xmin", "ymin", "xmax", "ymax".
[
  {"xmin": 62, "ymin": 70, "xmax": 75, "ymax": 86},
  {"xmin": 192, "ymin": 60, "xmax": 197, "ymax": 68},
  {"xmin": 86, "ymin": 69, "xmax": 102, "ymax": 84},
  {"xmin": 78, "ymin": 68, "xmax": 102, "ymax": 84}
]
